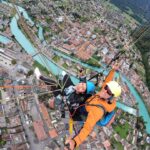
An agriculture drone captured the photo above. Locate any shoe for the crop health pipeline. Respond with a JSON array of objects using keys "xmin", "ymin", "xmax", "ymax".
[
  {"xmin": 62, "ymin": 71, "xmax": 66, "ymax": 77},
  {"xmin": 59, "ymin": 70, "xmax": 66, "ymax": 80},
  {"xmin": 34, "ymin": 67, "xmax": 41, "ymax": 80}
]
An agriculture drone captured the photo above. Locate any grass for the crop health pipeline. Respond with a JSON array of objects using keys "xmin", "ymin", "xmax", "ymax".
[
  {"xmin": 92, "ymin": 54, "xmax": 101, "ymax": 61},
  {"xmin": 0, "ymin": 140, "xmax": 6, "ymax": 147},
  {"xmin": 52, "ymin": 55, "xmax": 60, "ymax": 62},
  {"xmin": 113, "ymin": 122, "xmax": 131, "ymax": 139},
  {"xmin": 123, "ymin": 12, "xmax": 138, "ymax": 25},
  {"xmin": 62, "ymin": 63, "xmax": 68, "ymax": 69},
  {"xmin": 86, "ymin": 58, "xmax": 100, "ymax": 67},
  {"xmin": 93, "ymin": 27, "xmax": 102, "ymax": 34},
  {"xmin": 111, "ymin": 137, "xmax": 124, "ymax": 150}
]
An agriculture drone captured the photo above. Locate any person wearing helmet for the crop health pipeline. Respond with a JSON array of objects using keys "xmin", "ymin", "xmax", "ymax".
[
  {"xmin": 98, "ymin": 80, "xmax": 121, "ymax": 102},
  {"xmin": 106, "ymin": 81, "xmax": 122, "ymax": 97},
  {"xmin": 34, "ymin": 67, "xmax": 95, "ymax": 119},
  {"xmin": 65, "ymin": 69, "xmax": 122, "ymax": 150},
  {"xmin": 74, "ymin": 81, "xmax": 95, "ymax": 95}
]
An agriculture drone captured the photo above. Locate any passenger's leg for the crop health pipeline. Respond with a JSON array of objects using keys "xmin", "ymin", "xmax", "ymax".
[
  {"xmin": 62, "ymin": 74, "xmax": 74, "ymax": 89},
  {"xmin": 40, "ymin": 76, "xmax": 61, "ymax": 96},
  {"xmin": 71, "ymin": 106, "xmax": 88, "ymax": 121}
]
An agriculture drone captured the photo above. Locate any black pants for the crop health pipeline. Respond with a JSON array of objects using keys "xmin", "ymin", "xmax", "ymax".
[
  {"xmin": 40, "ymin": 75, "xmax": 87, "ymax": 120},
  {"xmin": 40, "ymin": 74, "xmax": 74, "ymax": 96}
]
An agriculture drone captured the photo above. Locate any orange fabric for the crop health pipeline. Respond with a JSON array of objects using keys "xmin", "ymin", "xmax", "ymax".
[
  {"xmin": 102, "ymin": 69, "xmax": 115, "ymax": 88},
  {"xmin": 74, "ymin": 69, "xmax": 116, "ymax": 147}
]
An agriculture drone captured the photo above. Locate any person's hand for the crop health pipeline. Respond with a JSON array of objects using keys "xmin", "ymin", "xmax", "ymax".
[
  {"xmin": 64, "ymin": 137, "xmax": 76, "ymax": 150},
  {"xmin": 112, "ymin": 62, "xmax": 120, "ymax": 71}
]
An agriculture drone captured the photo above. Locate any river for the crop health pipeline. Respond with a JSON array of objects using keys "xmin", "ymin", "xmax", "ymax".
[{"xmin": 0, "ymin": 34, "xmax": 11, "ymax": 44}]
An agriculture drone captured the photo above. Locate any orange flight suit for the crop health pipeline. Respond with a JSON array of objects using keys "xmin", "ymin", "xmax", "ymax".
[{"xmin": 73, "ymin": 69, "xmax": 116, "ymax": 147}]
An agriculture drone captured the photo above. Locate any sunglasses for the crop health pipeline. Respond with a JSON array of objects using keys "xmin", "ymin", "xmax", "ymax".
[{"xmin": 104, "ymin": 85, "xmax": 114, "ymax": 96}]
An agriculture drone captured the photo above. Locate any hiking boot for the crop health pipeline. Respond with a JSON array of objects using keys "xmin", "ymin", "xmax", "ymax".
[
  {"xmin": 58, "ymin": 70, "xmax": 67, "ymax": 81},
  {"xmin": 62, "ymin": 70, "xmax": 66, "ymax": 77},
  {"xmin": 34, "ymin": 67, "xmax": 41, "ymax": 80}
]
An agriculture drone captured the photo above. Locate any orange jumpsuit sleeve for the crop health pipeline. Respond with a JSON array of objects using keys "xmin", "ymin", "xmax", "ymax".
[
  {"xmin": 73, "ymin": 107, "xmax": 104, "ymax": 147},
  {"xmin": 102, "ymin": 69, "xmax": 115, "ymax": 88}
]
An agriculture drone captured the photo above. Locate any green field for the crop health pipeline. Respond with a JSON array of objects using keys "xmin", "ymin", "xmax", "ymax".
[
  {"xmin": 114, "ymin": 122, "xmax": 131, "ymax": 139},
  {"xmin": 111, "ymin": 137, "xmax": 124, "ymax": 150}
]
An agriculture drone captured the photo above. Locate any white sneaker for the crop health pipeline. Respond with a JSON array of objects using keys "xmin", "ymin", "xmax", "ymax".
[
  {"xmin": 62, "ymin": 71, "xmax": 66, "ymax": 77},
  {"xmin": 34, "ymin": 67, "xmax": 41, "ymax": 80}
]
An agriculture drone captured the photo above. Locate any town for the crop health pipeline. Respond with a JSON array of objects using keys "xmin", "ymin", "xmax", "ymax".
[{"xmin": 0, "ymin": 0, "xmax": 150, "ymax": 150}]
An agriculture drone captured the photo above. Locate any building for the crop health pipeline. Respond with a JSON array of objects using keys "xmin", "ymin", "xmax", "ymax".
[
  {"xmin": 102, "ymin": 140, "xmax": 111, "ymax": 150},
  {"xmin": 33, "ymin": 120, "xmax": 47, "ymax": 141},
  {"xmin": 48, "ymin": 128, "xmax": 58, "ymax": 138},
  {"xmin": 7, "ymin": 115, "xmax": 21, "ymax": 128},
  {"xmin": 0, "ymin": 49, "xmax": 13, "ymax": 67},
  {"xmin": 16, "ymin": 64, "xmax": 30, "ymax": 75},
  {"xmin": 0, "ymin": 104, "xmax": 6, "ymax": 127},
  {"xmin": 0, "ymin": 3, "xmax": 13, "ymax": 15},
  {"xmin": 11, "ymin": 132, "xmax": 27, "ymax": 144},
  {"xmin": 39, "ymin": 103, "xmax": 52, "ymax": 129}
]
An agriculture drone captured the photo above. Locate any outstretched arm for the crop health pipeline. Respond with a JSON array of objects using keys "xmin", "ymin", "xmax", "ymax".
[
  {"xmin": 73, "ymin": 107, "xmax": 104, "ymax": 147},
  {"xmin": 102, "ymin": 69, "xmax": 116, "ymax": 89}
]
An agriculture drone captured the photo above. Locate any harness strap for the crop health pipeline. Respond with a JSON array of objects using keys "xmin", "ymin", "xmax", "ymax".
[
  {"xmin": 85, "ymin": 94, "xmax": 107, "ymax": 119},
  {"xmin": 86, "ymin": 103, "xmax": 106, "ymax": 119}
]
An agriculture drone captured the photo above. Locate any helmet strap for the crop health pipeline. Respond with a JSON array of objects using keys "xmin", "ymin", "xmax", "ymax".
[
  {"xmin": 99, "ymin": 96, "xmax": 113, "ymax": 103},
  {"xmin": 107, "ymin": 95, "xmax": 114, "ymax": 101}
]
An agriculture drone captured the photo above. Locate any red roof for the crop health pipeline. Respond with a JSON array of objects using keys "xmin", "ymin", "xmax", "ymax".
[
  {"xmin": 39, "ymin": 103, "xmax": 52, "ymax": 128},
  {"xmin": 49, "ymin": 129, "xmax": 58, "ymax": 138},
  {"xmin": 33, "ymin": 120, "xmax": 47, "ymax": 141},
  {"xmin": 76, "ymin": 41, "xmax": 96, "ymax": 60},
  {"xmin": 69, "ymin": 39, "xmax": 81, "ymax": 46},
  {"xmin": 63, "ymin": 44, "xmax": 70, "ymax": 50}
]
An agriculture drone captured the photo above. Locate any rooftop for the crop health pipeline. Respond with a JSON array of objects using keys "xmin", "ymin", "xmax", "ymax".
[
  {"xmin": 33, "ymin": 120, "xmax": 47, "ymax": 141},
  {"xmin": 48, "ymin": 128, "xmax": 58, "ymax": 138}
]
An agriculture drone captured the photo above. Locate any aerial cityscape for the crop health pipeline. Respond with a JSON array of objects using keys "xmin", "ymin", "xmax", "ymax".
[{"xmin": 0, "ymin": 0, "xmax": 150, "ymax": 150}]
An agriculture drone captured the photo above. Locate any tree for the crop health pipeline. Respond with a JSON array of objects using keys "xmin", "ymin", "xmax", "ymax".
[
  {"xmin": 132, "ymin": 26, "xmax": 150, "ymax": 90},
  {"xmin": 11, "ymin": 59, "xmax": 17, "ymax": 65},
  {"xmin": 0, "ymin": 139, "xmax": 6, "ymax": 147},
  {"xmin": 0, "ymin": 91, "xmax": 2, "ymax": 99},
  {"xmin": 27, "ymin": 70, "xmax": 33, "ymax": 76},
  {"xmin": 86, "ymin": 58, "xmax": 100, "ymax": 67}
]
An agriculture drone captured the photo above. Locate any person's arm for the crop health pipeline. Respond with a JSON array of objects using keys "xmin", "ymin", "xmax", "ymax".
[
  {"xmin": 73, "ymin": 107, "xmax": 104, "ymax": 147},
  {"xmin": 102, "ymin": 62, "xmax": 121, "ymax": 88},
  {"xmin": 102, "ymin": 69, "xmax": 115, "ymax": 88},
  {"xmin": 62, "ymin": 74, "xmax": 74, "ymax": 88}
]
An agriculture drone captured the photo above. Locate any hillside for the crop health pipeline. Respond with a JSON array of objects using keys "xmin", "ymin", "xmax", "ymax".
[
  {"xmin": 110, "ymin": 0, "xmax": 150, "ymax": 23},
  {"xmin": 132, "ymin": 25, "xmax": 150, "ymax": 91}
]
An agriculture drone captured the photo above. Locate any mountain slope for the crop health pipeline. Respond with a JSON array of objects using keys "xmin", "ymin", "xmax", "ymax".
[{"xmin": 110, "ymin": 0, "xmax": 150, "ymax": 23}]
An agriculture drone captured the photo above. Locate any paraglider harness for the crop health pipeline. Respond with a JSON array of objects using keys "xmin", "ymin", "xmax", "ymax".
[
  {"xmin": 62, "ymin": 50, "xmax": 125, "ymax": 126},
  {"xmin": 59, "ymin": 85, "xmax": 94, "ymax": 119},
  {"xmin": 67, "ymin": 93, "xmax": 116, "ymax": 127}
]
